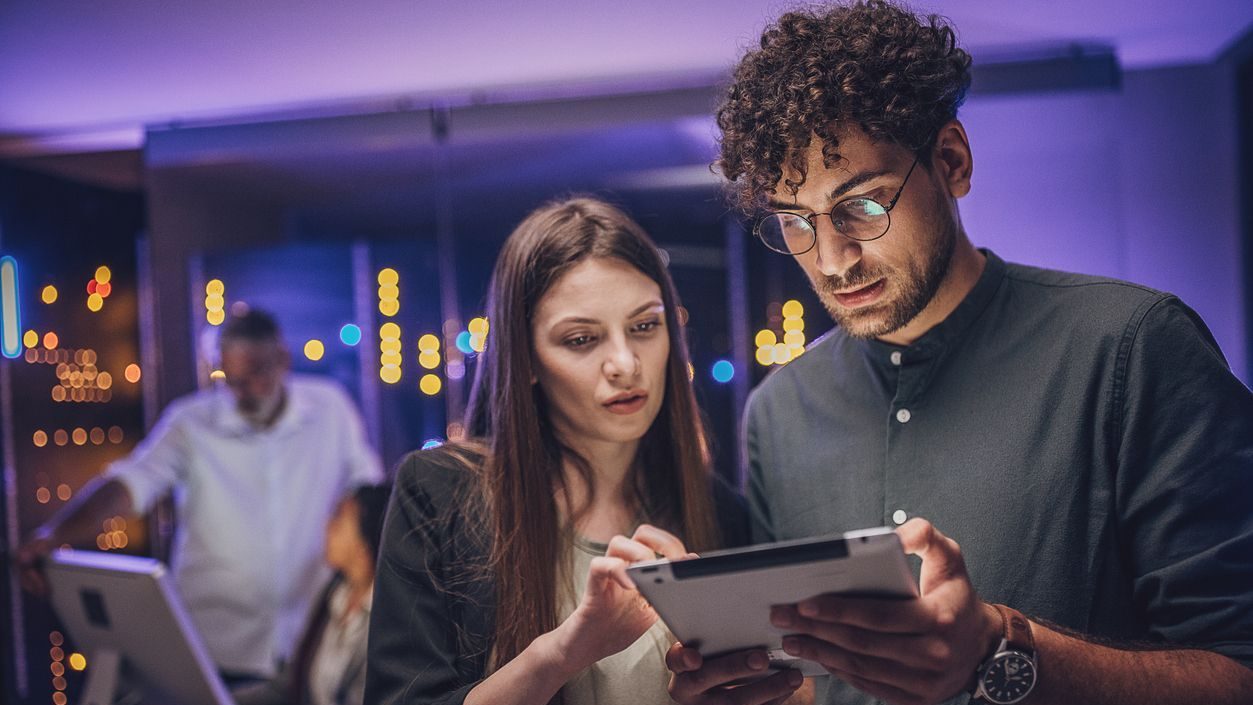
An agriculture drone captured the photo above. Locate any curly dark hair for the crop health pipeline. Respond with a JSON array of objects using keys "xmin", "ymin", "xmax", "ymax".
[{"xmin": 716, "ymin": 0, "xmax": 972, "ymax": 212}]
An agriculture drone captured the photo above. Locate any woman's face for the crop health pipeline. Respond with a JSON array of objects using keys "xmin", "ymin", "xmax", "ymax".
[{"xmin": 531, "ymin": 257, "xmax": 670, "ymax": 453}]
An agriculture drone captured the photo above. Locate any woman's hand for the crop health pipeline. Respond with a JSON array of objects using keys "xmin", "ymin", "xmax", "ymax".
[{"xmin": 550, "ymin": 524, "xmax": 693, "ymax": 672}]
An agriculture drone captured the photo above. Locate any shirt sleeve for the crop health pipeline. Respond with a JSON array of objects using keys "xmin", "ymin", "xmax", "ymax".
[
  {"xmin": 102, "ymin": 402, "xmax": 189, "ymax": 513},
  {"xmin": 743, "ymin": 389, "xmax": 777, "ymax": 544},
  {"xmin": 1115, "ymin": 295, "xmax": 1253, "ymax": 666},
  {"xmin": 364, "ymin": 451, "xmax": 484, "ymax": 705}
]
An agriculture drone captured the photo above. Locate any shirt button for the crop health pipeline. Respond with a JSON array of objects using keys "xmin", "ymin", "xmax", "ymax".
[
  {"xmin": 896, "ymin": 408, "xmax": 911, "ymax": 423},
  {"xmin": 892, "ymin": 509, "xmax": 908, "ymax": 525},
  {"xmin": 890, "ymin": 351, "xmax": 902, "ymax": 366}
]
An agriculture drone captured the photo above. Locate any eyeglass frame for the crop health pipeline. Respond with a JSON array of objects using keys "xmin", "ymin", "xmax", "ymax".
[{"xmin": 752, "ymin": 156, "xmax": 921, "ymax": 255}]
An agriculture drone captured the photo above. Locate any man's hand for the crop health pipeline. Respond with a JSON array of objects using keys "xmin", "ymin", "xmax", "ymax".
[
  {"xmin": 16, "ymin": 528, "xmax": 60, "ymax": 597},
  {"xmin": 667, "ymin": 643, "xmax": 804, "ymax": 705},
  {"xmin": 770, "ymin": 518, "xmax": 1000, "ymax": 705}
]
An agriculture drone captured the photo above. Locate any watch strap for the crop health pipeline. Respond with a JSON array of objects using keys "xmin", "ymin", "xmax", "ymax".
[{"xmin": 992, "ymin": 603, "xmax": 1034, "ymax": 653}]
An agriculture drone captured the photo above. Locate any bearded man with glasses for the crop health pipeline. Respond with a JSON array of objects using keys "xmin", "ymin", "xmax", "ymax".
[{"xmin": 662, "ymin": 2, "xmax": 1253, "ymax": 705}]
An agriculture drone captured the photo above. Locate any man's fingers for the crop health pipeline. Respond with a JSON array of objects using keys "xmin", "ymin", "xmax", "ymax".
[
  {"xmin": 666, "ymin": 642, "xmax": 703, "ymax": 673},
  {"xmin": 782, "ymin": 634, "xmax": 934, "ymax": 686},
  {"xmin": 770, "ymin": 610, "xmax": 947, "ymax": 670},
  {"xmin": 669, "ymin": 649, "xmax": 771, "ymax": 700},
  {"xmin": 895, "ymin": 518, "xmax": 968, "ymax": 591},
  {"xmin": 630, "ymin": 524, "xmax": 689, "ymax": 560},
  {"xmin": 781, "ymin": 595, "xmax": 931, "ymax": 633},
  {"xmin": 722, "ymin": 669, "xmax": 803, "ymax": 705}
]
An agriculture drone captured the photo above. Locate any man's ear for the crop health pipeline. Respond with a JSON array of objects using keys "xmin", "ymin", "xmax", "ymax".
[{"xmin": 932, "ymin": 119, "xmax": 972, "ymax": 199}]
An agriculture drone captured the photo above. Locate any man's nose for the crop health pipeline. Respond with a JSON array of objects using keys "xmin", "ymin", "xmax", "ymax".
[{"xmin": 811, "ymin": 218, "xmax": 863, "ymax": 277}]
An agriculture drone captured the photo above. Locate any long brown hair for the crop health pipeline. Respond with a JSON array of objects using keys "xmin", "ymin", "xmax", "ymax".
[{"xmin": 463, "ymin": 196, "xmax": 720, "ymax": 674}]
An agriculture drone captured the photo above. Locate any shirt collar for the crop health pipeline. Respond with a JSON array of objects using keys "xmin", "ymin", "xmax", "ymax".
[
  {"xmin": 858, "ymin": 248, "xmax": 1007, "ymax": 361},
  {"xmin": 213, "ymin": 380, "xmax": 309, "ymax": 436}
]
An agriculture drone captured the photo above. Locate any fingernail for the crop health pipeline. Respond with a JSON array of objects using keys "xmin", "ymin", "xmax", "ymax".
[
  {"xmin": 684, "ymin": 651, "xmax": 699, "ymax": 669},
  {"xmin": 782, "ymin": 637, "xmax": 800, "ymax": 655},
  {"xmin": 788, "ymin": 669, "xmax": 804, "ymax": 687},
  {"xmin": 770, "ymin": 606, "xmax": 793, "ymax": 627},
  {"xmin": 747, "ymin": 651, "xmax": 768, "ymax": 670},
  {"xmin": 798, "ymin": 601, "xmax": 818, "ymax": 617}
]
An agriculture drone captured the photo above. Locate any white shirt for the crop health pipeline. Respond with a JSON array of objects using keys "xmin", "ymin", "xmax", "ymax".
[
  {"xmin": 106, "ymin": 374, "xmax": 384, "ymax": 676},
  {"xmin": 308, "ymin": 582, "xmax": 372, "ymax": 705}
]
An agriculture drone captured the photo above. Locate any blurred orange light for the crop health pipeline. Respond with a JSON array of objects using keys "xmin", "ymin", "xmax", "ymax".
[
  {"xmin": 43, "ymin": 332, "xmax": 58, "ymax": 349},
  {"xmin": 124, "ymin": 364, "xmax": 141, "ymax": 383},
  {"xmin": 97, "ymin": 282, "xmax": 112, "ymax": 298}
]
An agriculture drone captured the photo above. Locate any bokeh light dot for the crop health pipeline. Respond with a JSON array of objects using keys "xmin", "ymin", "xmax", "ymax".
[
  {"xmin": 377, "ymin": 268, "xmax": 399, "ymax": 287},
  {"xmin": 417, "ymin": 334, "xmax": 440, "ymax": 351},
  {"xmin": 43, "ymin": 332, "xmax": 59, "ymax": 349},
  {"xmin": 124, "ymin": 364, "xmax": 142, "ymax": 383},
  {"xmin": 41, "ymin": 285, "xmax": 58, "ymax": 304},
  {"xmin": 87, "ymin": 293, "xmax": 104, "ymax": 312},
  {"xmin": 23, "ymin": 330, "xmax": 38, "ymax": 348},
  {"xmin": 303, "ymin": 339, "xmax": 325, "ymax": 362},
  {"xmin": 419, "ymin": 374, "xmax": 443, "ymax": 396},
  {"xmin": 339, "ymin": 324, "xmax": 362, "ymax": 346},
  {"xmin": 711, "ymin": 360, "xmax": 736, "ymax": 383},
  {"xmin": 94, "ymin": 266, "xmax": 112, "ymax": 285}
]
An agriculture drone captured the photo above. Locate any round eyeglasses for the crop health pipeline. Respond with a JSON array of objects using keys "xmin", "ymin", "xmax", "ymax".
[{"xmin": 753, "ymin": 157, "xmax": 919, "ymax": 255}]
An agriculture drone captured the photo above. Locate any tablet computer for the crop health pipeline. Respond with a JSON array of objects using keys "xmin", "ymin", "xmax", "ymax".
[
  {"xmin": 45, "ymin": 549, "xmax": 234, "ymax": 705},
  {"xmin": 626, "ymin": 527, "xmax": 917, "ymax": 677}
]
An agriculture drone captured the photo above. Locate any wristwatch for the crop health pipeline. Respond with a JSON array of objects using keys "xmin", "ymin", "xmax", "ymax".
[{"xmin": 971, "ymin": 604, "xmax": 1038, "ymax": 704}]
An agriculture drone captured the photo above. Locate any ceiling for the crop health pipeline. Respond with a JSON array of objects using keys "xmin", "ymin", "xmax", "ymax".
[{"xmin": 1, "ymin": 0, "xmax": 1251, "ymax": 156}]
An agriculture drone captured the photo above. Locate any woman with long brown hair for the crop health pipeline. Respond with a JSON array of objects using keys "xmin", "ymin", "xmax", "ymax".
[{"xmin": 364, "ymin": 197, "xmax": 753, "ymax": 705}]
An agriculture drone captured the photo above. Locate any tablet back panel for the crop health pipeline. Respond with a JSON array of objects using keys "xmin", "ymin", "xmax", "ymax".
[
  {"xmin": 628, "ymin": 528, "xmax": 916, "ymax": 675},
  {"xmin": 46, "ymin": 550, "xmax": 234, "ymax": 705}
]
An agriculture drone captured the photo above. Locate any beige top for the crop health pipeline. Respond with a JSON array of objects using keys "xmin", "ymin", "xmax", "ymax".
[{"xmin": 557, "ymin": 534, "xmax": 676, "ymax": 705}]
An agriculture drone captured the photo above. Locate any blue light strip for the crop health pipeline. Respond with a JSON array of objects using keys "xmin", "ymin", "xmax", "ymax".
[{"xmin": 0, "ymin": 256, "xmax": 20, "ymax": 359}]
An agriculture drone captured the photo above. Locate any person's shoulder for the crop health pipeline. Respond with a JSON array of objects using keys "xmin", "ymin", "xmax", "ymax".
[
  {"xmin": 1002, "ymin": 260, "xmax": 1170, "ymax": 312},
  {"xmin": 393, "ymin": 441, "xmax": 486, "ymax": 502},
  {"xmin": 288, "ymin": 373, "xmax": 354, "ymax": 404},
  {"xmin": 155, "ymin": 386, "xmax": 221, "ymax": 426}
]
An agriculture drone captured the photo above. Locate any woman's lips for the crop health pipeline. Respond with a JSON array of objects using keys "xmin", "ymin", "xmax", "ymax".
[
  {"xmin": 603, "ymin": 393, "xmax": 647, "ymax": 415},
  {"xmin": 833, "ymin": 279, "xmax": 886, "ymax": 308}
]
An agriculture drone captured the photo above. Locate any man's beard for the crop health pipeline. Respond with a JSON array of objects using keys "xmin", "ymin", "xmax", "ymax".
[{"xmin": 814, "ymin": 221, "xmax": 957, "ymax": 340}]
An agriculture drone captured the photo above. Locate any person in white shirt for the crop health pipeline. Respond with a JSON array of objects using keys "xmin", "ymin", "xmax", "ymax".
[{"xmin": 17, "ymin": 308, "xmax": 385, "ymax": 681}]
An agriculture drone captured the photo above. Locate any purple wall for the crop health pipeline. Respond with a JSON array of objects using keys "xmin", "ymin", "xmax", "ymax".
[{"xmin": 959, "ymin": 62, "xmax": 1247, "ymax": 383}]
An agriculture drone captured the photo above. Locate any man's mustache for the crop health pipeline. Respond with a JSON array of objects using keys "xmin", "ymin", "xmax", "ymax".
[{"xmin": 816, "ymin": 264, "xmax": 885, "ymax": 295}]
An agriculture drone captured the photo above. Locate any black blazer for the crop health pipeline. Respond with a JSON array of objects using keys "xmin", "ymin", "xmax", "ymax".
[{"xmin": 364, "ymin": 447, "xmax": 751, "ymax": 705}]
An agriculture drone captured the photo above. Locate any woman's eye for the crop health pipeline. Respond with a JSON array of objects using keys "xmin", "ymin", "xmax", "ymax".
[
  {"xmin": 633, "ymin": 319, "xmax": 662, "ymax": 333},
  {"xmin": 564, "ymin": 335, "xmax": 594, "ymax": 348}
]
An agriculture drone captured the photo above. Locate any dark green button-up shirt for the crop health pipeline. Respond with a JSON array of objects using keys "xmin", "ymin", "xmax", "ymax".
[{"xmin": 745, "ymin": 251, "xmax": 1253, "ymax": 705}]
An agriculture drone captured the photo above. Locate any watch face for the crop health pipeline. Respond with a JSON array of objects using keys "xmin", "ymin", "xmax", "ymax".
[{"xmin": 979, "ymin": 652, "xmax": 1036, "ymax": 704}]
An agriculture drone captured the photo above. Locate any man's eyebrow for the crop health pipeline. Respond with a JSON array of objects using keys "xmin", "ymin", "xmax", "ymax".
[{"xmin": 766, "ymin": 169, "xmax": 894, "ymax": 211}]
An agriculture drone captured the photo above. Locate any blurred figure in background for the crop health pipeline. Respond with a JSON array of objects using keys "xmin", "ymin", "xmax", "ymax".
[
  {"xmin": 235, "ymin": 484, "xmax": 392, "ymax": 705},
  {"xmin": 17, "ymin": 308, "xmax": 385, "ymax": 684}
]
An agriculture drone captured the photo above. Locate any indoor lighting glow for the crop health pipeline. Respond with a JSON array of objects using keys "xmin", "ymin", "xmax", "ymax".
[
  {"xmin": 303, "ymin": 339, "xmax": 325, "ymax": 362},
  {"xmin": 419, "ymin": 374, "xmax": 442, "ymax": 396},
  {"xmin": 339, "ymin": 324, "xmax": 362, "ymax": 346},
  {"xmin": 711, "ymin": 359, "xmax": 735, "ymax": 383},
  {"xmin": 42, "ymin": 285, "xmax": 58, "ymax": 304},
  {"xmin": 0, "ymin": 256, "xmax": 21, "ymax": 359}
]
